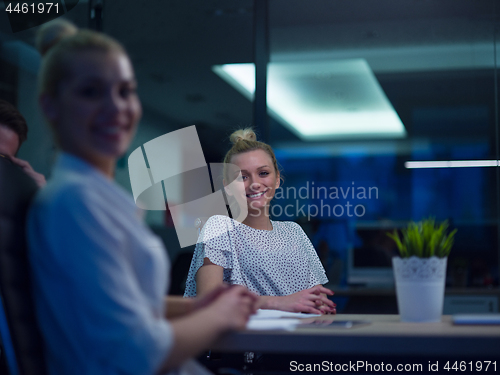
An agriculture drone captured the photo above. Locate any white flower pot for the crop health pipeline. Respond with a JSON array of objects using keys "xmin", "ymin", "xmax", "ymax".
[{"xmin": 392, "ymin": 256, "xmax": 447, "ymax": 323}]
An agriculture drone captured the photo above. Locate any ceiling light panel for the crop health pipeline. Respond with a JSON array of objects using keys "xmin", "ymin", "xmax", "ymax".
[{"xmin": 213, "ymin": 59, "xmax": 406, "ymax": 141}]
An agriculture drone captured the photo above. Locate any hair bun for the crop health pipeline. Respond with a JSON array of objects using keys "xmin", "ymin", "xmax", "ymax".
[
  {"xmin": 36, "ymin": 19, "xmax": 78, "ymax": 56},
  {"xmin": 229, "ymin": 128, "xmax": 257, "ymax": 144}
]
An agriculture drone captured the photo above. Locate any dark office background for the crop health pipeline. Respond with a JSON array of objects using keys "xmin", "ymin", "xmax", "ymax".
[{"xmin": 1, "ymin": 0, "xmax": 499, "ymax": 310}]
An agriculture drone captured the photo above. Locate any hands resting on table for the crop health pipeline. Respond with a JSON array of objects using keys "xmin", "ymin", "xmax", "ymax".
[
  {"xmin": 162, "ymin": 284, "xmax": 335, "ymax": 370},
  {"xmin": 167, "ymin": 284, "xmax": 257, "ymax": 328},
  {"xmin": 161, "ymin": 285, "xmax": 257, "ymax": 370},
  {"xmin": 171, "ymin": 284, "xmax": 336, "ymax": 328},
  {"xmin": 256, "ymin": 285, "xmax": 336, "ymax": 315},
  {"xmin": 191, "ymin": 284, "xmax": 259, "ymax": 329}
]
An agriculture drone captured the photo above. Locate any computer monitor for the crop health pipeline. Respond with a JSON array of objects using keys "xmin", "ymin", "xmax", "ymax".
[{"xmin": 347, "ymin": 226, "xmax": 400, "ymax": 287}]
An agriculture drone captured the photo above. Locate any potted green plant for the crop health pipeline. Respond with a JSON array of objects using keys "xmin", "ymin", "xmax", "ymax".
[{"xmin": 387, "ymin": 218, "xmax": 457, "ymax": 322}]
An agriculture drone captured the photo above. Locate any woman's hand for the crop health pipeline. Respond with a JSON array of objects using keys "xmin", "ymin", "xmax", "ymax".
[
  {"xmin": 166, "ymin": 284, "xmax": 253, "ymax": 319},
  {"xmin": 205, "ymin": 285, "xmax": 258, "ymax": 330},
  {"xmin": 164, "ymin": 285, "xmax": 257, "ymax": 371},
  {"xmin": 8, "ymin": 155, "xmax": 46, "ymax": 187},
  {"xmin": 315, "ymin": 292, "xmax": 337, "ymax": 315},
  {"xmin": 259, "ymin": 285, "xmax": 336, "ymax": 314}
]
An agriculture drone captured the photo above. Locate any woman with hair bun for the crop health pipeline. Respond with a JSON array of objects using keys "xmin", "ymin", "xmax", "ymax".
[
  {"xmin": 28, "ymin": 19, "xmax": 256, "ymax": 375},
  {"xmin": 184, "ymin": 128, "xmax": 336, "ymax": 315}
]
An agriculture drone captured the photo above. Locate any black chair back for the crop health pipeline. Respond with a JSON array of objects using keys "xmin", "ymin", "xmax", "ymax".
[{"xmin": 0, "ymin": 156, "xmax": 47, "ymax": 375}]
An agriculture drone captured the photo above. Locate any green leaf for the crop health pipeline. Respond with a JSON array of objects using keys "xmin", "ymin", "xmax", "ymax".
[
  {"xmin": 387, "ymin": 230, "xmax": 406, "ymax": 257},
  {"xmin": 386, "ymin": 217, "xmax": 457, "ymax": 259}
]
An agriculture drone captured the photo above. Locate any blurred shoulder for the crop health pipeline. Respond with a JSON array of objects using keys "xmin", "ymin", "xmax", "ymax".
[
  {"xmin": 205, "ymin": 215, "xmax": 233, "ymax": 226},
  {"xmin": 33, "ymin": 173, "xmax": 91, "ymax": 211},
  {"xmin": 201, "ymin": 215, "xmax": 238, "ymax": 235}
]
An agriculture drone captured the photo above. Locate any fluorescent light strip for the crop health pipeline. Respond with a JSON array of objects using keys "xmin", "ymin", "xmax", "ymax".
[{"xmin": 405, "ymin": 160, "xmax": 499, "ymax": 169}]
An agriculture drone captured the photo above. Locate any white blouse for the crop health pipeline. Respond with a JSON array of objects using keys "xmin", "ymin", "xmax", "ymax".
[{"xmin": 184, "ymin": 215, "xmax": 328, "ymax": 297}]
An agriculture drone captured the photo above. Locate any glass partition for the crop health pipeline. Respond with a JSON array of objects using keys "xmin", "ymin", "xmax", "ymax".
[
  {"xmin": 266, "ymin": 0, "xmax": 499, "ymax": 293},
  {"xmin": 1, "ymin": 0, "xmax": 498, "ymax": 301}
]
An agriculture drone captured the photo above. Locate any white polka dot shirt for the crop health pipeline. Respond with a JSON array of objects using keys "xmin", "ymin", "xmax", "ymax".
[{"xmin": 184, "ymin": 215, "xmax": 328, "ymax": 297}]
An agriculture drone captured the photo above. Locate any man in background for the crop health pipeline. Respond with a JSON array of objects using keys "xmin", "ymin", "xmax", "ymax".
[{"xmin": 0, "ymin": 99, "xmax": 46, "ymax": 187}]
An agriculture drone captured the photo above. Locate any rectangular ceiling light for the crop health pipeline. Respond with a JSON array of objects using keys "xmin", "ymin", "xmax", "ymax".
[{"xmin": 213, "ymin": 59, "xmax": 406, "ymax": 141}]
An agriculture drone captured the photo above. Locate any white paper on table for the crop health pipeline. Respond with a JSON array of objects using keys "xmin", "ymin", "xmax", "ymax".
[
  {"xmin": 251, "ymin": 309, "xmax": 322, "ymax": 319},
  {"xmin": 246, "ymin": 318, "xmax": 301, "ymax": 331},
  {"xmin": 245, "ymin": 310, "xmax": 323, "ymax": 330}
]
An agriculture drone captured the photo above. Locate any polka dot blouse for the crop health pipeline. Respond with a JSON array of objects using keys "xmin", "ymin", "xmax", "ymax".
[{"xmin": 183, "ymin": 215, "xmax": 328, "ymax": 297}]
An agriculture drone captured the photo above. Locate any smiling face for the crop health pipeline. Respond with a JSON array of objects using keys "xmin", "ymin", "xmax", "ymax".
[
  {"xmin": 41, "ymin": 50, "xmax": 141, "ymax": 172},
  {"xmin": 230, "ymin": 149, "xmax": 280, "ymax": 216}
]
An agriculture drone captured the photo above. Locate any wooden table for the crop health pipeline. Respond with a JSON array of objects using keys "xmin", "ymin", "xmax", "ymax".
[{"xmin": 214, "ymin": 314, "xmax": 500, "ymax": 358}]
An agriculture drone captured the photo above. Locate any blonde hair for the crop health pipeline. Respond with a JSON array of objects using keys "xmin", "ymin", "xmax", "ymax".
[
  {"xmin": 223, "ymin": 128, "xmax": 281, "ymax": 182},
  {"xmin": 36, "ymin": 19, "xmax": 125, "ymax": 97}
]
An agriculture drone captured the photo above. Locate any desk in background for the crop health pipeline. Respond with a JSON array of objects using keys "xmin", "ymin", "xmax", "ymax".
[{"xmin": 331, "ymin": 287, "xmax": 500, "ymax": 314}]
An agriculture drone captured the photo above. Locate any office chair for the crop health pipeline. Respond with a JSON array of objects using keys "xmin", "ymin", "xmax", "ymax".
[{"xmin": 0, "ymin": 156, "xmax": 47, "ymax": 375}]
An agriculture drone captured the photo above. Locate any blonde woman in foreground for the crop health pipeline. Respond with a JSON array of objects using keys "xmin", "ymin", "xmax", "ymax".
[
  {"xmin": 28, "ymin": 20, "xmax": 256, "ymax": 375},
  {"xmin": 184, "ymin": 129, "xmax": 336, "ymax": 315}
]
